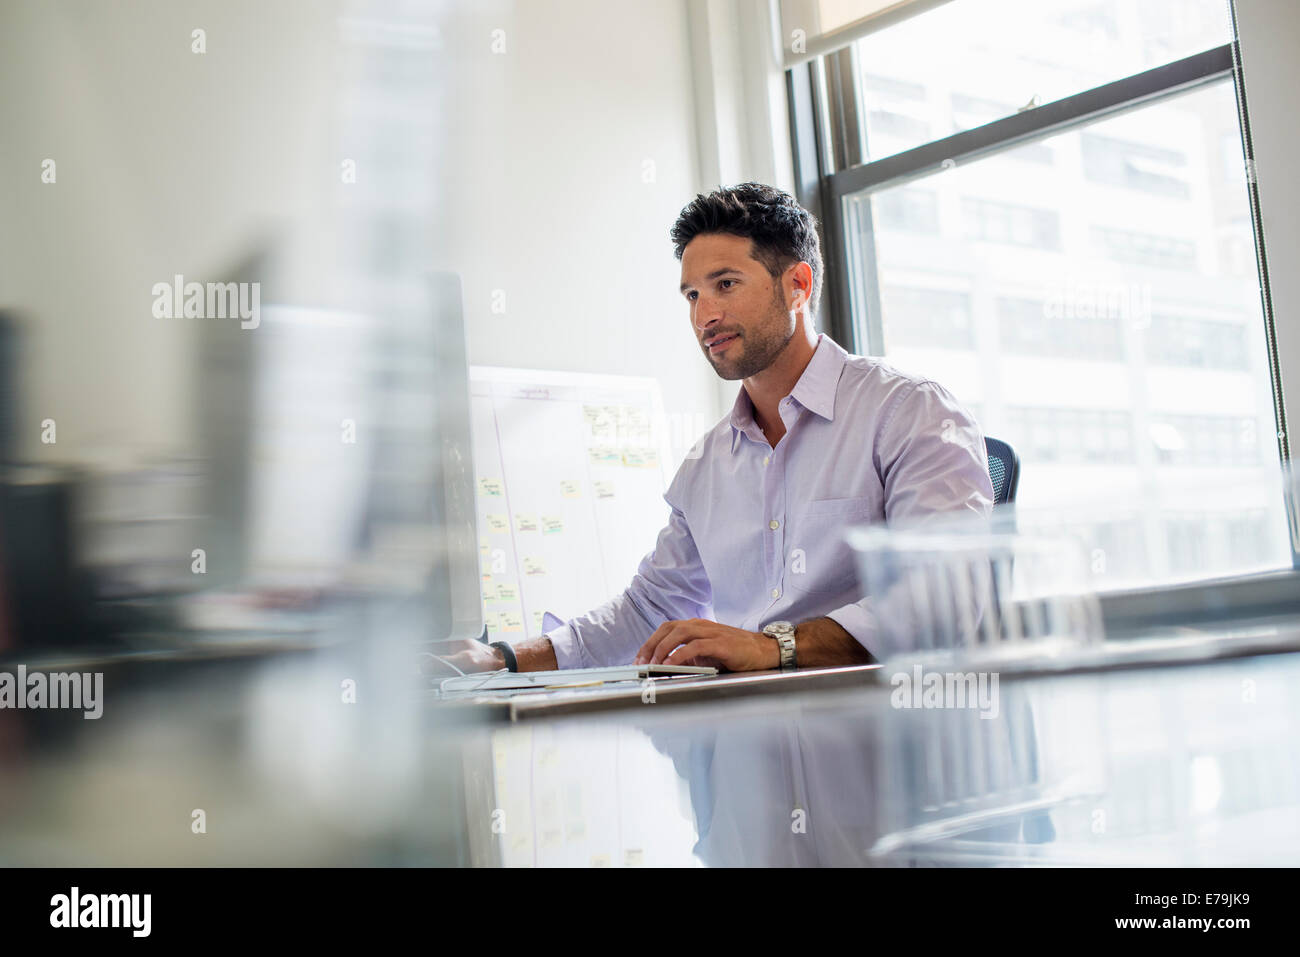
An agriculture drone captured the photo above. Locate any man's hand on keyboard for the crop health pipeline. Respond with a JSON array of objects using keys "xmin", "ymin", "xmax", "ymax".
[
  {"xmin": 423, "ymin": 640, "xmax": 506, "ymax": 676},
  {"xmin": 634, "ymin": 619, "xmax": 779, "ymax": 672}
]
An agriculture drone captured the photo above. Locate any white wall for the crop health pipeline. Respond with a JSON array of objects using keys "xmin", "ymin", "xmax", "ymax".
[
  {"xmin": 0, "ymin": 0, "xmax": 727, "ymax": 468},
  {"xmin": 1234, "ymin": 0, "xmax": 1300, "ymax": 464},
  {"xmin": 686, "ymin": 0, "xmax": 798, "ymax": 415},
  {"xmin": 9, "ymin": 0, "xmax": 1298, "ymax": 475},
  {"xmin": 439, "ymin": 0, "xmax": 724, "ymax": 456},
  {"xmin": 0, "ymin": 0, "xmax": 342, "ymax": 464}
]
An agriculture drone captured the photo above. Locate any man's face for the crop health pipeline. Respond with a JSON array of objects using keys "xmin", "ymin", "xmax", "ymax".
[{"xmin": 679, "ymin": 233, "xmax": 794, "ymax": 381}]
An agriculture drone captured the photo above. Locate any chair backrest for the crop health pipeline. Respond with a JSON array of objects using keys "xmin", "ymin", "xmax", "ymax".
[{"xmin": 984, "ymin": 436, "xmax": 1020, "ymax": 506}]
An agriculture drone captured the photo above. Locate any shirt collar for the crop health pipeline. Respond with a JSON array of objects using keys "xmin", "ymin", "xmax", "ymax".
[{"xmin": 728, "ymin": 334, "xmax": 848, "ymax": 453}]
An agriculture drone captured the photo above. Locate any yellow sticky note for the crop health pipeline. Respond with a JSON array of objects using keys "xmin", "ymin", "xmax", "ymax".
[
  {"xmin": 584, "ymin": 405, "xmax": 617, "ymax": 441},
  {"xmin": 496, "ymin": 583, "xmax": 518, "ymax": 603},
  {"xmin": 593, "ymin": 481, "xmax": 615, "ymax": 499},
  {"xmin": 559, "ymin": 479, "xmax": 582, "ymax": 499},
  {"xmin": 515, "ymin": 513, "xmax": 539, "ymax": 533},
  {"xmin": 478, "ymin": 477, "xmax": 504, "ymax": 497},
  {"xmin": 623, "ymin": 448, "xmax": 659, "ymax": 468},
  {"xmin": 482, "ymin": 611, "xmax": 501, "ymax": 632},
  {"xmin": 486, "ymin": 513, "xmax": 508, "ymax": 533},
  {"xmin": 500, "ymin": 612, "xmax": 523, "ymax": 633},
  {"xmin": 522, "ymin": 556, "xmax": 548, "ymax": 576},
  {"xmin": 541, "ymin": 515, "xmax": 563, "ymax": 535}
]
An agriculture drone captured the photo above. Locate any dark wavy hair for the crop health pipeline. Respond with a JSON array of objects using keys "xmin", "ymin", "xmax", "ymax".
[{"xmin": 670, "ymin": 182, "xmax": 823, "ymax": 317}]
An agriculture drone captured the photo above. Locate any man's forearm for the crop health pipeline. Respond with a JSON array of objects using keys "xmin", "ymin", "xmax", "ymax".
[
  {"xmin": 504, "ymin": 636, "xmax": 558, "ymax": 672},
  {"xmin": 495, "ymin": 620, "xmax": 868, "ymax": 673},
  {"xmin": 795, "ymin": 617, "xmax": 876, "ymax": 667}
]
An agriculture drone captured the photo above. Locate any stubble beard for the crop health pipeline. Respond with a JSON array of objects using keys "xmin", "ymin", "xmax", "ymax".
[{"xmin": 706, "ymin": 285, "xmax": 796, "ymax": 381}]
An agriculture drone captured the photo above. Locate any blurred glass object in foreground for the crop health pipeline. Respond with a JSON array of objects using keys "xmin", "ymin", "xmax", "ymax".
[
  {"xmin": 1011, "ymin": 464, "xmax": 1299, "ymax": 591},
  {"xmin": 849, "ymin": 507, "xmax": 1105, "ymax": 667},
  {"xmin": 849, "ymin": 463, "xmax": 1300, "ymax": 667}
]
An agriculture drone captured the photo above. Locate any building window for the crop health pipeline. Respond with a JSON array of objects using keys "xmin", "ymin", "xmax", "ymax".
[
  {"xmin": 1146, "ymin": 315, "xmax": 1249, "ymax": 370},
  {"xmin": 998, "ymin": 296, "xmax": 1123, "ymax": 361},
  {"xmin": 1081, "ymin": 133, "xmax": 1190, "ymax": 198},
  {"xmin": 1091, "ymin": 226, "xmax": 1198, "ymax": 270},
  {"xmin": 963, "ymin": 199, "xmax": 1062, "ymax": 249},
  {"xmin": 880, "ymin": 286, "xmax": 973, "ymax": 349}
]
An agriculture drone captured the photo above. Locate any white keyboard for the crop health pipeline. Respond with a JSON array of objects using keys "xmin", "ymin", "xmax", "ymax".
[{"xmin": 437, "ymin": 663, "xmax": 716, "ymax": 694}]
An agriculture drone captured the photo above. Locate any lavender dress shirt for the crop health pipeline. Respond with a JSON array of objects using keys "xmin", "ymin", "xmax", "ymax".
[{"xmin": 543, "ymin": 334, "xmax": 994, "ymax": 668}]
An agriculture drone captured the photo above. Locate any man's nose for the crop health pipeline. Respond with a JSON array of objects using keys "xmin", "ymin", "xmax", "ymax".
[{"xmin": 693, "ymin": 296, "xmax": 722, "ymax": 332}]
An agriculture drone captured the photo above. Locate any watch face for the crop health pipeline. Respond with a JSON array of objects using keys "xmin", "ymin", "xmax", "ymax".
[{"xmin": 764, "ymin": 621, "xmax": 795, "ymax": 637}]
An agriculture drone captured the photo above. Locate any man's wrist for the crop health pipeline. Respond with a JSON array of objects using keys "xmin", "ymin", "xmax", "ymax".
[
  {"xmin": 488, "ymin": 641, "xmax": 517, "ymax": 672},
  {"xmin": 794, "ymin": 616, "xmax": 874, "ymax": 667}
]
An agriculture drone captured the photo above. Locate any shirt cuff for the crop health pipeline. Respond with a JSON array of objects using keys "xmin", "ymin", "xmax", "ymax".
[
  {"xmin": 824, "ymin": 601, "xmax": 878, "ymax": 659},
  {"xmin": 543, "ymin": 623, "xmax": 585, "ymax": 670}
]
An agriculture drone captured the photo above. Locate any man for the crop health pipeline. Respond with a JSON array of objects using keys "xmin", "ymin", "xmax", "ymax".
[{"xmin": 450, "ymin": 183, "xmax": 992, "ymax": 674}]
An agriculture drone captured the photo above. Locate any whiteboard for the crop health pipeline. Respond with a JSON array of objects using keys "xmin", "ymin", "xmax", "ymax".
[{"xmin": 469, "ymin": 367, "xmax": 675, "ymax": 642}]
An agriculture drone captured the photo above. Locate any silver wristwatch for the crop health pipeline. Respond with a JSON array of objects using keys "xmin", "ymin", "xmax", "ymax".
[{"xmin": 762, "ymin": 620, "xmax": 798, "ymax": 671}]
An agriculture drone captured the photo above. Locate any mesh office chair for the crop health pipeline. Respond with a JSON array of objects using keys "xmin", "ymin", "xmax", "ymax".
[
  {"xmin": 984, "ymin": 435, "xmax": 1053, "ymax": 841},
  {"xmin": 984, "ymin": 437, "xmax": 1020, "ymax": 506}
]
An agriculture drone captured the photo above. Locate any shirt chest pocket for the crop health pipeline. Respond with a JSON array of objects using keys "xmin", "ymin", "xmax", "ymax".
[{"xmin": 786, "ymin": 495, "xmax": 881, "ymax": 595}]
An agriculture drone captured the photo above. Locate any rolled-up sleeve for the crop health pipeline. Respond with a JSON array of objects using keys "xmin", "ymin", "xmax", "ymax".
[
  {"xmin": 825, "ymin": 380, "xmax": 994, "ymax": 656},
  {"xmin": 544, "ymin": 501, "xmax": 714, "ymax": 668}
]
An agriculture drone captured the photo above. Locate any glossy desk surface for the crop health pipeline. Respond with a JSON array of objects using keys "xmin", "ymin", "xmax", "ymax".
[
  {"xmin": 1, "ymin": 622, "xmax": 1298, "ymax": 866},
  {"xmin": 453, "ymin": 623, "xmax": 1300, "ymax": 866}
]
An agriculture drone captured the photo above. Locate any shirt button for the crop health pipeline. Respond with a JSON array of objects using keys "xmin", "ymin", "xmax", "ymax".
[
  {"xmin": 763, "ymin": 456, "xmax": 770, "ymax": 466},
  {"xmin": 769, "ymin": 519, "xmax": 780, "ymax": 530},
  {"xmin": 771, "ymin": 587, "xmax": 780, "ymax": 598}
]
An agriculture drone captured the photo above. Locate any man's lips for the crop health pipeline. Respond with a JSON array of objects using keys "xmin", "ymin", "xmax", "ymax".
[{"xmin": 705, "ymin": 333, "xmax": 740, "ymax": 353}]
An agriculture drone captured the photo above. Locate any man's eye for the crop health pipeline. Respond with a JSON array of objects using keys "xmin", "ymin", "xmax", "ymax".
[
  {"xmin": 686, "ymin": 291, "xmax": 698, "ymax": 301},
  {"xmin": 720, "ymin": 280, "xmax": 736, "ymax": 289}
]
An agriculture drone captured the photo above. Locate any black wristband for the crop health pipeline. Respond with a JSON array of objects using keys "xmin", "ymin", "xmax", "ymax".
[{"xmin": 489, "ymin": 641, "xmax": 518, "ymax": 672}]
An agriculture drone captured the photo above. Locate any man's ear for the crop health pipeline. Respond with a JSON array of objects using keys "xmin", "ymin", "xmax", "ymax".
[{"xmin": 787, "ymin": 262, "xmax": 814, "ymax": 311}]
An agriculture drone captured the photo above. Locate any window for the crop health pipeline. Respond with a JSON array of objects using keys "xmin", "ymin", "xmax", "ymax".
[
  {"xmin": 1091, "ymin": 227, "xmax": 1198, "ymax": 271},
  {"xmin": 963, "ymin": 199, "xmax": 1062, "ymax": 249},
  {"xmin": 1146, "ymin": 314, "xmax": 1249, "ymax": 370},
  {"xmin": 851, "ymin": 0, "xmax": 1236, "ymax": 165},
  {"xmin": 951, "ymin": 94, "xmax": 1054, "ymax": 163},
  {"xmin": 1148, "ymin": 414, "xmax": 1260, "ymax": 467},
  {"xmin": 880, "ymin": 286, "xmax": 973, "ymax": 349},
  {"xmin": 998, "ymin": 297, "xmax": 1123, "ymax": 361},
  {"xmin": 873, "ymin": 188, "xmax": 940, "ymax": 234},
  {"xmin": 1003, "ymin": 407, "xmax": 1134, "ymax": 465},
  {"xmin": 868, "ymin": 109, "xmax": 931, "ymax": 143},
  {"xmin": 794, "ymin": 0, "xmax": 1293, "ymax": 589},
  {"xmin": 1081, "ymin": 133, "xmax": 1190, "ymax": 198}
]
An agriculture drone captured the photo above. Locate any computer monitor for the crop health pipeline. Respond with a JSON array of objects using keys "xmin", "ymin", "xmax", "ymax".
[{"xmin": 194, "ymin": 269, "xmax": 482, "ymax": 645}]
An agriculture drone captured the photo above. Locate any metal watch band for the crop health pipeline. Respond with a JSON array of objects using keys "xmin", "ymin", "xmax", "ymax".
[
  {"xmin": 763, "ymin": 621, "xmax": 798, "ymax": 671},
  {"xmin": 778, "ymin": 634, "xmax": 797, "ymax": 671}
]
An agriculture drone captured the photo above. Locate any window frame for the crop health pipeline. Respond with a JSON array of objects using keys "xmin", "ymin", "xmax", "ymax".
[{"xmin": 785, "ymin": 9, "xmax": 1300, "ymax": 619}]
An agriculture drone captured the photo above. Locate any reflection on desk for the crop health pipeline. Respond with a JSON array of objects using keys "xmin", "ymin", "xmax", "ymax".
[{"xmin": 470, "ymin": 644, "xmax": 1300, "ymax": 866}]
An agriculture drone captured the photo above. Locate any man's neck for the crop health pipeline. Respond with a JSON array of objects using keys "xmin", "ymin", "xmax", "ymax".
[{"xmin": 744, "ymin": 327, "xmax": 819, "ymax": 447}]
